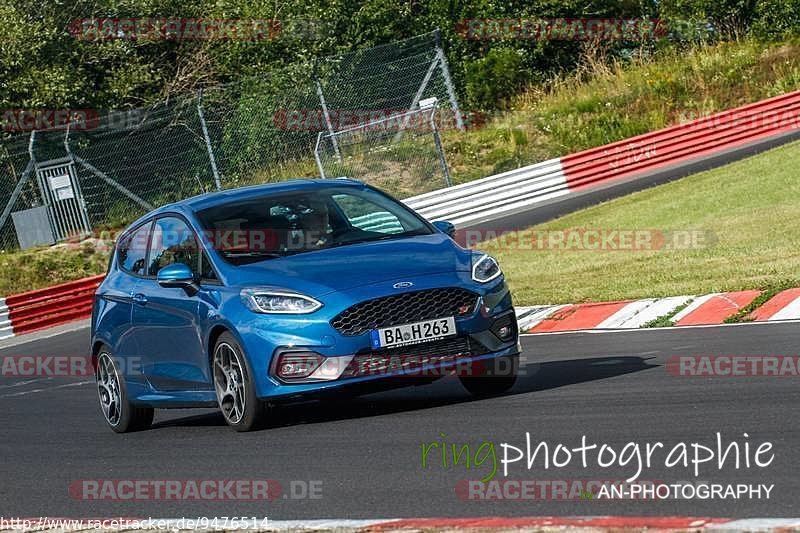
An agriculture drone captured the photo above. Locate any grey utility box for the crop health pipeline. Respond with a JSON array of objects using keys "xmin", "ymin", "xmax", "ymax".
[{"xmin": 12, "ymin": 206, "xmax": 55, "ymax": 249}]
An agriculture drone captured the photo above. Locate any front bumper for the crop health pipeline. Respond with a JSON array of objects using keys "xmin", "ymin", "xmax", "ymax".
[{"xmin": 236, "ymin": 273, "xmax": 518, "ymax": 399}]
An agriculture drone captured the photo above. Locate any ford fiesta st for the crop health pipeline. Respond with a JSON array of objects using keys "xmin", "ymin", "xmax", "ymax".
[{"xmin": 91, "ymin": 179, "xmax": 520, "ymax": 432}]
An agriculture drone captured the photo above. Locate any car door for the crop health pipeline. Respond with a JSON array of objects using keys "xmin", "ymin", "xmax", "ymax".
[
  {"xmin": 102, "ymin": 220, "xmax": 153, "ymax": 383},
  {"xmin": 132, "ymin": 215, "xmax": 208, "ymax": 392}
]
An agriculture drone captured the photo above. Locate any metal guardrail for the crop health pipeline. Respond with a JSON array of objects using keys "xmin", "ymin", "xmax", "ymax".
[
  {"xmin": 3, "ymin": 274, "xmax": 104, "ymax": 337},
  {"xmin": 404, "ymin": 158, "xmax": 566, "ymax": 227},
  {"xmin": 3, "ymin": 91, "xmax": 800, "ymax": 337},
  {"xmin": 350, "ymin": 212, "xmax": 405, "ymax": 233},
  {"xmin": 561, "ymin": 89, "xmax": 800, "ymax": 190},
  {"xmin": 405, "ymin": 90, "xmax": 800, "ymax": 227}
]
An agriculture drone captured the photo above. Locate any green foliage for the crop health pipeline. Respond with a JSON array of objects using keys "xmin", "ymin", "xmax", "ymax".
[
  {"xmin": 0, "ymin": 239, "xmax": 110, "ymax": 294},
  {"xmin": 465, "ymin": 48, "xmax": 525, "ymax": 110},
  {"xmin": 0, "ymin": 0, "xmax": 797, "ymax": 116},
  {"xmin": 441, "ymin": 39, "xmax": 800, "ymax": 184},
  {"xmin": 0, "ymin": 0, "xmax": 660, "ymax": 112}
]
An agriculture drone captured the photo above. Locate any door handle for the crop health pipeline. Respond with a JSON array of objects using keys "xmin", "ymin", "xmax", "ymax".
[{"xmin": 132, "ymin": 293, "xmax": 148, "ymax": 305}]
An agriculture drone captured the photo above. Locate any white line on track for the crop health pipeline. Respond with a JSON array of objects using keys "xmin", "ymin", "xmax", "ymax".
[
  {"xmin": 520, "ymin": 317, "xmax": 800, "ymax": 336},
  {"xmin": 0, "ymin": 377, "xmax": 53, "ymax": 390},
  {"xmin": 0, "ymin": 380, "xmax": 92, "ymax": 399},
  {"xmin": 769, "ymin": 295, "xmax": 800, "ymax": 321}
]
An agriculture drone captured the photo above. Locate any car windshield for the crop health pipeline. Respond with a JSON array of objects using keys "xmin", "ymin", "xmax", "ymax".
[{"xmin": 194, "ymin": 186, "xmax": 433, "ymax": 265}]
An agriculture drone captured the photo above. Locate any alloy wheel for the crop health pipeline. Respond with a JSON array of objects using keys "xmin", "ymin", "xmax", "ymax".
[
  {"xmin": 96, "ymin": 352, "xmax": 122, "ymax": 427},
  {"xmin": 213, "ymin": 342, "xmax": 247, "ymax": 425}
]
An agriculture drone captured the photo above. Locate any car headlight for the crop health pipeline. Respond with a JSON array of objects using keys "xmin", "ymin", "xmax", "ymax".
[
  {"xmin": 241, "ymin": 288, "xmax": 323, "ymax": 314},
  {"xmin": 471, "ymin": 253, "xmax": 502, "ymax": 283}
]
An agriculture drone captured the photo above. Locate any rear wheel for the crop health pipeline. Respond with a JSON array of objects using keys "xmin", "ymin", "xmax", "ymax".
[
  {"xmin": 96, "ymin": 349, "xmax": 153, "ymax": 433},
  {"xmin": 459, "ymin": 355, "xmax": 519, "ymax": 397},
  {"xmin": 213, "ymin": 332, "xmax": 266, "ymax": 432}
]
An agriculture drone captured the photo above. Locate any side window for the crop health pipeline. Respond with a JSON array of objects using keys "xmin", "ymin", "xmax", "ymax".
[
  {"xmin": 117, "ymin": 222, "xmax": 152, "ymax": 276},
  {"xmin": 147, "ymin": 217, "xmax": 200, "ymax": 277},
  {"xmin": 200, "ymin": 253, "xmax": 218, "ymax": 282},
  {"xmin": 332, "ymin": 193, "xmax": 404, "ymax": 234}
]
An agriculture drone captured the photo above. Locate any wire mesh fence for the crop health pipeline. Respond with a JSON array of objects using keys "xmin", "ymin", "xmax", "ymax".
[
  {"xmin": 315, "ymin": 106, "xmax": 452, "ymax": 198},
  {"xmin": 0, "ymin": 30, "xmax": 462, "ymax": 251}
]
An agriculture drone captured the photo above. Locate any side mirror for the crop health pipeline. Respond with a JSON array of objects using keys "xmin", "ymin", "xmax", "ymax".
[
  {"xmin": 157, "ymin": 263, "xmax": 196, "ymax": 289},
  {"xmin": 433, "ymin": 220, "xmax": 456, "ymax": 238}
]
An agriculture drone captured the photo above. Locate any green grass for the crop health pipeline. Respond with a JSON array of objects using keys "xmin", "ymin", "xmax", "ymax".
[
  {"xmin": 0, "ymin": 238, "xmax": 110, "ymax": 295},
  {"xmin": 441, "ymin": 39, "xmax": 800, "ymax": 185},
  {"xmin": 236, "ymin": 40, "xmax": 800, "ymax": 198},
  {"xmin": 489, "ymin": 140, "xmax": 800, "ymax": 306},
  {"xmin": 3, "ymin": 139, "xmax": 799, "ymax": 300},
  {"xmin": 641, "ymin": 300, "xmax": 691, "ymax": 328},
  {"xmin": 3, "ymin": 39, "xmax": 800, "ymax": 295}
]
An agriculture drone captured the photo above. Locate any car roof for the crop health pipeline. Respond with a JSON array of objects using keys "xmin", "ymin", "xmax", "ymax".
[
  {"xmin": 162, "ymin": 178, "xmax": 365, "ymax": 213},
  {"xmin": 122, "ymin": 178, "xmax": 366, "ymax": 233}
]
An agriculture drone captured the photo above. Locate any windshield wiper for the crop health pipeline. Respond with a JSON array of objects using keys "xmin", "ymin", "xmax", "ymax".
[
  {"xmin": 331, "ymin": 231, "xmax": 427, "ymax": 248},
  {"xmin": 220, "ymin": 251, "xmax": 284, "ymax": 258}
]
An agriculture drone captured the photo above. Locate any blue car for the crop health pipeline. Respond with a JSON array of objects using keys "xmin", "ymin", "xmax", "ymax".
[{"xmin": 91, "ymin": 179, "xmax": 520, "ymax": 432}]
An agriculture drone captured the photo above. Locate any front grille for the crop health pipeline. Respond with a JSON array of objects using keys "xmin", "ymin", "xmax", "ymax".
[
  {"xmin": 341, "ymin": 336, "xmax": 490, "ymax": 378},
  {"xmin": 331, "ymin": 287, "xmax": 480, "ymax": 336}
]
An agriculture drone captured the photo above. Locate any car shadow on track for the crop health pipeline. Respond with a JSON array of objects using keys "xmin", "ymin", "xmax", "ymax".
[{"xmin": 151, "ymin": 355, "xmax": 658, "ymax": 431}]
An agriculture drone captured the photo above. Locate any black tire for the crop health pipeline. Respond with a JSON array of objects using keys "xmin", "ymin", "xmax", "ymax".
[
  {"xmin": 213, "ymin": 332, "xmax": 267, "ymax": 432},
  {"xmin": 459, "ymin": 355, "xmax": 519, "ymax": 397},
  {"xmin": 95, "ymin": 348, "xmax": 153, "ymax": 433}
]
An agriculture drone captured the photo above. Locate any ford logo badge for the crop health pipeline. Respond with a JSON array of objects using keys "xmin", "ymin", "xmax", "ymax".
[{"xmin": 393, "ymin": 281, "xmax": 413, "ymax": 289}]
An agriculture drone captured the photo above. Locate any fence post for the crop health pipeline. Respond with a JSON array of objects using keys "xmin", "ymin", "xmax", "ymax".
[
  {"xmin": 393, "ymin": 49, "xmax": 441, "ymax": 144},
  {"xmin": 196, "ymin": 89, "xmax": 223, "ymax": 191},
  {"xmin": 314, "ymin": 132, "xmax": 327, "ymax": 179},
  {"xmin": 0, "ymin": 158, "xmax": 35, "ymax": 241},
  {"xmin": 435, "ymin": 29, "xmax": 465, "ymax": 131},
  {"xmin": 429, "ymin": 107, "xmax": 452, "ymax": 187},
  {"xmin": 62, "ymin": 123, "xmax": 93, "ymax": 236},
  {"xmin": 313, "ymin": 64, "xmax": 342, "ymax": 164}
]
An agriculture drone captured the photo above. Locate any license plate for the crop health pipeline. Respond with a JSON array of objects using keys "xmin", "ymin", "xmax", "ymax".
[{"xmin": 370, "ymin": 317, "xmax": 457, "ymax": 349}]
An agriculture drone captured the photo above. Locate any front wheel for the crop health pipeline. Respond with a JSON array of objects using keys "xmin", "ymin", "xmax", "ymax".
[
  {"xmin": 459, "ymin": 355, "xmax": 519, "ymax": 397},
  {"xmin": 95, "ymin": 349, "xmax": 153, "ymax": 433},
  {"xmin": 213, "ymin": 332, "xmax": 267, "ymax": 432}
]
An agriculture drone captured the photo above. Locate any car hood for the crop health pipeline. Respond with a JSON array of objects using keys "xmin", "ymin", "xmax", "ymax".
[{"xmin": 229, "ymin": 233, "xmax": 472, "ymax": 297}]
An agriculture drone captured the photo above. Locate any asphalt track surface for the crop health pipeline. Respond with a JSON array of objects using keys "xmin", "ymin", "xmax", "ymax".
[
  {"xmin": 3, "ymin": 133, "xmax": 800, "ymax": 521},
  {"xmin": 1, "ymin": 321, "xmax": 798, "ymax": 519}
]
